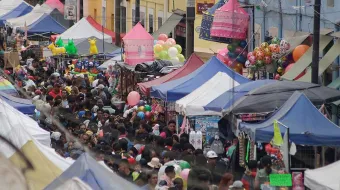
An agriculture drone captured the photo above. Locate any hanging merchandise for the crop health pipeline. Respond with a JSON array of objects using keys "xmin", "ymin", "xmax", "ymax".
[
  {"xmin": 153, "ymin": 34, "xmax": 186, "ymax": 63},
  {"xmin": 211, "ymin": 0, "xmax": 249, "ymax": 39},
  {"xmin": 189, "ymin": 129, "xmax": 196, "ymax": 148},
  {"xmin": 88, "ymin": 38, "xmax": 98, "ymax": 55},
  {"xmin": 210, "ymin": 135, "xmax": 224, "ymax": 155},
  {"xmin": 195, "ymin": 130, "xmax": 203, "ymax": 150},
  {"xmin": 199, "ymin": 0, "xmax": 232, "ymax": 43},
  {"xmin": 48, "ymin": 43, "xmax": 66, "ymax": 55},
  {"xmin": 238, "ymin": 134, "xmax": 245, "ymax": 167},
  {"xmin": 55, "ymin": 38, "xmax": 64, "ymax": 47},
  {"xmin": 65, "ymin": 39, "xmax": 78, "ymax": 55}
]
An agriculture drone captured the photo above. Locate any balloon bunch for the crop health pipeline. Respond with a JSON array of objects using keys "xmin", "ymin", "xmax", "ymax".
[
  {"xmin": 219, "ymin": 39, "xmax": 248, "ymax": 74},
  {"xmin": 153, "ymin": 34, "xmax": 185, "ymax": 62},
  {"xmin": 274, "ymin": 44, "xmax": 310, "ymax": 80},
  {"xmin": 136, "ymin": 101, "xmax": 153, "ymax": 120},
  {"xmin": 245, "ymin": 37, "xmax": 291, "ymax": 70}
]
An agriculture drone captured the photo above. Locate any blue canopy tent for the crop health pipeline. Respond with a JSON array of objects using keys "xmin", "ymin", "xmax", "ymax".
[
  {"xmin": 27, "ymin": 13, "xmax": 66, "ymax": 35},
  {"xmin": 106, "ymin": 48, "xmax": 122, "ymax": 58},
  {"xmin": 0, "ymin": 2, "xmax": 33, "ymax": 26},
  {"xmin": 204, "ymin": 80, "xmax": 278, "ymax": 112},
  {"xmin": 151, "ymin": 56, "xmax": 249, "ymax": 101},
  {"xmin": 45, "ymin": 153, "xmax": 138, "ymax": 190},
  {"xmin": 239, "ymin": 91, "xmax": 340, "ymax": 146},
  {"xmin": 0, "ymin": 91, "xmax": 35, "ymax": 115}
]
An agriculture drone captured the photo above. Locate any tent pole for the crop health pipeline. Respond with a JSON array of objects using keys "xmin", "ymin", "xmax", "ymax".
[{"xmin": 277, "ymin": 121, "xmax": 290, "ymax": 173}]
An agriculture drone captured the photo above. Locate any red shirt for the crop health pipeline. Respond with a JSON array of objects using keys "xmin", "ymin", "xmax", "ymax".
[{"xmin": 49, "ymin": 90, "xmax": 62, "ymax": 99}]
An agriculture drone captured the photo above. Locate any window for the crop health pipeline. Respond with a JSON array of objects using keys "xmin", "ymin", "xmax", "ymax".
[
  {"xmin": 327, "ymin": 0, "xmax": 334, "ymax": 7},
  {"xmin": 140, "ymin": 12, "xmax": 145, "ymax": 28},
  {"xmin": 79, "ymin": 0, "xmax": 83, "ymax": 19},
  {"xmin": 111, "ymin": 14, "xmax": 114, "ymax": 31},
  {"xmin": 102, "ymin": 7, "xmax": 106, "ymax": 27},
  {"xmin": 94, "ymin": 9, "xmax": 97, "ymax": 21},
  {"xmin": 121, "ymin": 6, "xmax": 126, "ymax": 33},
  {"xmin": 158, "ymin": 17, "xmax": 163, "ymax": 29},
  {"xmin": 149, "ymin": 14, "xmax": 153, "ymax": 33},
  {"xmin": 158, "ymin": 11, "xmax": 163, "ymax": 30},
  {"xmin": 132, "ymin": 8, "xmax": 136, "ymax": 26}
]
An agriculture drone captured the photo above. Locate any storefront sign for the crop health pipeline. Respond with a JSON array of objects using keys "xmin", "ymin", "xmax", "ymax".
[
  {"xmin": 269, "ymin": 174, "xmax": 292, "ymax": 187},
  {"xmin": 196, "ymin": 0, "xmax": 215, "ymax": 14},
  {"xmin": 64, "ymin": 0, "xmax": 77, "ymax": 20}
]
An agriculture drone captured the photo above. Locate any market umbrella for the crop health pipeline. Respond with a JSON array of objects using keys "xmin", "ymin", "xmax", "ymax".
[{"xmin": 226, "ymin": 80, "xmax": 340, "ymax": 115}]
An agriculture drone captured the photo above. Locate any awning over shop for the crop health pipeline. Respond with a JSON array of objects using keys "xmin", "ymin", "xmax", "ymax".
[
  {"xmin": 27, "ymin": 13, "xmax": 66, "ymax": 35},
  {"xmin": 281, "ymin": 35, "xmax": 333, "ymax": 80},
  {"xmin": 152, "ymin": 13, "xmax": 183, "ymax": 38},
  {"xmin": 298, "ymin": 40, "xmax": 340, "ymax": 82},
  {"xmin": 328, "ymin": 77, "xmax": 340, "ymax": 89},
  {"xmin": 0, "ymin": 2, "xmax": 33, "ymax": 26},
  {"xmin": 239, "ymin": 91, "xmax": 340, "ymax": 146},
  {"xmin": 0, "ymin": 91, "xmax": 35, "ymax": 115},
  {"xmin": 305, "ymin": 160, "xmax": 340, "ymax": 190}
]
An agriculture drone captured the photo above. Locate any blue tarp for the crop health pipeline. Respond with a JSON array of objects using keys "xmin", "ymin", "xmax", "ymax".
[
  {"xmin": 106, "ymin": 48, "xmax": 122, "ymax": 58},
  {"xmin": 28, "ymin": 13, "xmax": 66, "ymax": 34},
  {"xmin": 45, "ymin": 153, "xmax": 138, "ymax": 190},
  {"xmin": 239, "ymin": 91, "xmax": 340, "ymax": 146},
  {"xmin": 151, "ymin": 56, "xmax": 249, "ymax": 101},
  {"xmin": 204, "ymin": 80, "xmax": 278, "ymax": 112},
  {"xmin": 0, "ymin": 2, "xmax": 33, "ymax": 26},
  {"xmin": 0, "ymin": 91, "xmax": 35, "ymax": 115}
]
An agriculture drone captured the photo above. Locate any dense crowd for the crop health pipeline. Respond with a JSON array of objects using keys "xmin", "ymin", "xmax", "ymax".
[{"xmin": 4, "ymin": 56, "xmax": 282, "ymax": 190}]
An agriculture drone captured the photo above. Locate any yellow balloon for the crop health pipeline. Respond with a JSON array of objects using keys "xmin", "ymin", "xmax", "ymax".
[
  {"xmin": 260, "ymin": 42, "xmax": 269, "ymax": 49},
  {"xmin": 153, "ymin": 44, "xmax": 163, "ymax": 53}
]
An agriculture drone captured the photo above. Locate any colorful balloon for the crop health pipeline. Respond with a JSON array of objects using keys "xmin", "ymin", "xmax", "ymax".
[
  {"xmin": 159, "ymin": 50, "xmax": 168, "ymax": 60},
  {"xmin": 249, "ymin": 56, "xmax": 256, "ymax": 64},
  {"xmin": 145, "ymin": 111, "xmax": 153, "ymax": 120},
  {"xmin": 293, "ymin": 45, "xmax": 309, "ymax": 62},
  {"xmin": 253, "ymin": 47, "xmax": 260, "ymax": 55},
  {"xmin": 177, "ymin": 54, "xmax": 185, "ymax": 62},
  {"xmin": 280, "ymin": 40, "xmax": 290, "ymax": 51},
  {"xmin": 166, "ymin": 38, "xmax": 176, "ymax": 46},
  {"xmin": 260, "ymin": 42, "xmax": 269, "ymax": 49},
  {"xmin": 138, "ymin": 100, "xmax": 145, "ymax": 106},
  {"xmin": 138, "ymin": 106, "xmax": 145, "ymax": 112},
  {"xmin": 274, "ymin": 74, "xmax": 281, "ymax": 80},
  {"xmin": 180, "ymin": 169, "xmax": 190, "ymax": 181},
  {"xmin": 237, "ymin": 56, "xmax": 246, "ymax": 64},
  {"xmin": 256, "ymin": 60, "xmax": 264, "ymax": 67},
  {"xmin": 240, "ymin": 40, "xmax": 247, "ymax": 48},
  {"xmin": 235, "ymin": 47, "xmax": 243, "ymax": 54},
  {"xmin": 171, "ymin": 56, "xmax": 180, "ymax": 62},
  {"xmin": 153, "ymin": 44, "xmax": 163, "ymax": 53},
  {"xmin": 247, "ymin": 52, "xmax": 254, "ymax": 59},
  {"xmin": 174, "ymin": 44, "xmax": 182, "ymax": 54},
  {"xmin": 256, "ymin": 51, "xmax": 265, "ymax": 60},
  {"xmin": 168, "ymin": 47, "xmax": 178, "ymax": 58},
  {"xmin": 227, "ymin": 44, "xmax": 236, "ymax": 52},
  {"xmin": 270, "ymin": 44, "xmax": 280, "ymax": 53},
  {"xmin": 264, "ymin": 56, "xmax": 272, "ymax": 64},
  {"xmin": 179, "ymin": 161, "xmax": 190, "ymax": 169},
  {"xmin": 127, "ymin": 91, "xmax": 140, "ymax": 106},
  {"xmin": 158, "ymin": 34, "xmax": 168, "ymax": 41},
  {"xmin": 271, "ymin": 37, "xmax": 280, "ymax": 45},
  {"xmin": 263, "ymin": 47, "xmax": 272, "ymax": 56},
  {"xmin": 245, "ymin": 60, "xmax": 251, "ymax": 68},
  {"xmin": 144, "ymin": 105, "xmax": 151, "ymax": 111},
  {"xmin": 277, "ymin": 67, "xmax": 283, "ymax": 73},
  {"xmin": 228, "ymin": 51, "xmax": 237, "ymax": 58},
  {"xmin": 137, "ymin": 111, "xmax": 145, "ymax": 119},
  {"xmin": 157, "ymin": 40, "xmax": 165, "ymax": 45},
  {"xmin": 271, "ymin": 53, "xmax": 281, "ymax": 60}
]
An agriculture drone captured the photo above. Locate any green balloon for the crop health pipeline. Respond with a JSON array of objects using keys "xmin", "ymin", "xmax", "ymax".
[
  {"xmin": 159, "ymin": 51, "xmax": 168, "ymax": 60},
  {"xmin": 174, "ymin": 44, "xmax": 182, "ymax": 54},
  {"xmin": 227, "ymin": 44, "xmax": 236, "ymax": 52},
  {"xmin": 256, "ymin": 60, "xmax": 264, "ymax": 67},
  {"xmin": 177, "ymin": 54, "xmax": 185, "ymax": 62},
  {"xmin": 144, "ymin": 105, "xmax": 151, "ymax": 112},
  {"xmin": 271, "ymin": 37, "xmax": 280, "ymax": 45},
  {"xmin": 179, "ymin": 161, "xmax": 190, "ymax": 169}
]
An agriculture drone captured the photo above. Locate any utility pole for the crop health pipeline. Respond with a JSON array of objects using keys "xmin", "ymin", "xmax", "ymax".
[
  {"xmin": 115, "ymin": 0, "xmax": 121, "ymax": 47},
  {"xmin": 186, "ymin": 0, "xmax": 195, "ymax": 58},
  {"xmin": 278, "ymin": 0, "xmax": 283, "ymax": 38},
  {"xmin": 135, "ymin": 0, "xmax": 140, "ymax": 25},
  {"xmin": 311, "ymin": 0, "xmax": 321, "ymax": 84}
]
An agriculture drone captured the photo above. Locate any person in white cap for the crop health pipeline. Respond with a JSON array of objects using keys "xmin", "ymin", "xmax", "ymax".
[
  {"xmin": 229, "ymin": 180, "xmax": 244, "ymax": 190},
  {"xmin": 96, "ymin": 84, "xmax": 107, "ymax": 101}
]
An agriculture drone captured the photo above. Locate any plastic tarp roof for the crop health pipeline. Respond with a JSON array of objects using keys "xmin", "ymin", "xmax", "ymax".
[
  {"xmin": 98, "ymin": 56, "xmax": 121, "ymax": 70},
  {"xmin": 50, "ymin": 8, "xmax": 73, "ymax": 28},
  {"xmin": 75, "ymin": 36, "xmax": 119, "ymax": 55},
  {"xmin": 55, "ymin": 177, "xmax": 93, "ymax": 190},
  {"xmin": 106, "ymin": 48, "xmax": 122, "ymax": 58},
  {"xmin": 86, "ymin": 16, "xmax": 115, "ymax": 41},
  {"xmin": 6, "ymin": 4, "xmax": 52, "ymax": 28},
  {"xmin": 0, "ymin": 0, "xmax": 23, "ymax": 17},
  {"xmin": 204, "ymin": 80, "xmax": 278, "ymax": 112},
  {"xmin": 59, "ymin": 17, "xmax": 113, "ymax": 43},
  {"xmin": 239, "ymin": 91, "xmax": 340, "ymax": 146},
  {"xmin": 175, "ymin": 72, "xmax": 242, "ymax": 116},
  {"xmin": 0, "ymin": 91, "xmax": 35, "ymax": 115},
  {"xmin": 45, "ymin": 153, "xmax": 138, "ymax": 190},
  {"xmin": 45, "ymin": 0, "xmax": 64, "ymax": 14},
  {"xmin": 305, "ymin": 160, "xmax": 340, "ymax": 190},
  {"xmin": 138, "ymin": 53, "xmax": 204, "ymax": 95},
  {"xmin": 28, "ymin": 13, "xmax": 66, "ymax": 34},
  {"xmin": 0, "ymin": 76, "xmax": 18, "ymax": 96},
  {"xmin": 0, "ymin": 2, "xmax": 33, "ymax": 26},
  {"xmin": 151, "ymin": 56, "xmax": 249, "ymax": 101}
]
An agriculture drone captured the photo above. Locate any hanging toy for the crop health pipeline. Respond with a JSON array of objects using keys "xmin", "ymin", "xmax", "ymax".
[
  {"xmin": 75, "ymin": 60, "xmax": 82, "ymax": 72},
  {"xmin": 65, "ymin": 39, "xmax": 78, "ymax": 55},
  {"xmin": 89, "ymin": 38, "xmax": 98, "ymax": 55},
  {"xmin": 55, "ymin": 38, "xmax": 64, "ymax": 47},
  {"xmin": 48, "ymin": 43, "xmax": 66, "ymax": 55}
]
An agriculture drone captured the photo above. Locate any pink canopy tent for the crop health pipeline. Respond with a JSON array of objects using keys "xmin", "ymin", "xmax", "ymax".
[
  {"xmin": 45, "ymin": 0, "xmax": 64, "ymax": 14},
  {"xmin": 210, "ymin": 0, "xmax": 249, "ymax": 39},
  {"xmin": 137, "ymin": 53, "xmax": 204, "ymax": 95},
  {"xmin": 123, "ymin": 22, "xmax": 154, "ymax": 66}
]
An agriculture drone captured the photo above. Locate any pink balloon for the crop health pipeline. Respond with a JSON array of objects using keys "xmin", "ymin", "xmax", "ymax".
[
  {"xmin": 274, "ymin": 74, "xmax": 281, "ymax": 80},
  {"xmin": 249, "ymin": 55, "xmax": 256, "ymax": 64},
  {"xmin": 285, "ymin": 63, "xmax": 294, "ymax": 72},
  {"xmin": 127, "ymin": 91, "xmax": 141, "ymax": 106},
  {"xmin": 157, "ymin": 40, "xmax": 165, "ymax": 45},
  {"xmin": 226, "ymin": 60, "xmax": 233, "ymax": 66},
  {"xmin": 247, "ymin": 52, "xmax": 254, "ymax": 59},
  {"xmin": 235, "ymin": 47, "xmax": 242, "ymax": 54},
  {"xmin": 180, "ymin": 169, "xmax": 190, "ymax": 181},
  {"xmin": 158, "ymin": 34, "xmax": 168, "ymax": 42},
  {"xmin": 166, "ymin": 38, "xmax": 176, "ymax": 46},
  {"xmin": 242, "ymin": 51, "xmax": 248, "ymax": 57}
]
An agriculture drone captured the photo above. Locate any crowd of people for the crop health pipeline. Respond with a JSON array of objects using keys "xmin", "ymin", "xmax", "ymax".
[{"xmin": 3, "ymin": 55, "xmax": 282, "ymax": 190}]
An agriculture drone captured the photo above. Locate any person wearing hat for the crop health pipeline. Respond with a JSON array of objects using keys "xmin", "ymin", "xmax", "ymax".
[
  {"xmin": 255, "ymin": 155, "xmax": 278, "ymax": 190},
  {"xmin": 96, "ymin": 84, "xmax": 107, "ymax": 102},
  {"xmin": 230, "ymin": 180, "xmax": 245, "ymax": 190},
  {"xmin": 147, "ymin": 157, "xmax": 162, "ymax": 171}
]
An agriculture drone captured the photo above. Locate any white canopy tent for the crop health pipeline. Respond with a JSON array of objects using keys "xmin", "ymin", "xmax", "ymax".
[
  {"xmin": 305, "ymin": 160, "xmax": 340, "ymax": 190},
  {"xmin": 55, "ymin": 177, "xmax": 93, "ymax": 190},
  {"xmin": 58, "ymin": 17, "xmax": 112, "ymax": 43},
  {"xmin": 7, "ymin": 3, "xmax": 52, "ymax": 28},
  {"xmin": 175, "ymin": 72, "xmax": 240, "ymax": 116},
  {"xmin": 0, "ymin": 0, "xmax": 23, "ymax": 17}
]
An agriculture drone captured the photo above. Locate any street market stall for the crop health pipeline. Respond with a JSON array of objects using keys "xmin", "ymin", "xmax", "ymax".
[{"xmin": 0, "ymin": 2, "xmax": 33, "ymax": 26}]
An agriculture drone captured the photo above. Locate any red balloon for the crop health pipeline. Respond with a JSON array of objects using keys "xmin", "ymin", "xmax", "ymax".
[
  {"xmin": 145, "ymin": 111, "xmax": 153, "ymax": 120},
  {"xmin": 157, "ymin": 40, "xmax": 165, "ymax": 45},
  {"xmin": 158, "ymin": 34, "xmax": 168, "ymax": 42},
  {"xmin": 127, "ymin": 91, "xmax": 141, "ymax": 106},
  {"xmin": 285, "ymin": 63, "xmax": 306, "ymax": 80}
]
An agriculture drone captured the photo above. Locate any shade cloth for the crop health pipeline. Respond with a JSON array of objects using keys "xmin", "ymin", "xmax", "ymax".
[
  {"xmin": 0, "ymin": 76, "xmax": 18, "ymax": 96},
  {"xmin": 0, "ymin": 91, "xmax": 35, "ymax": 115},
  {"xmin": 45, "ymin": 153, "xmax": 138, "ymax": 190},
  {"xmin": 305, "ymin": 160, "xmax": 340, "ymax": 190},
  {"xmin": 175, "ymin": 72, "xmax": 242, "ymax": 116},
  {"xmin": 210, "ymin": 0, "xmax": 249, "ymax": 39},
  {"xmin": 228, "ymin": 80, "xmax": 340, "ymax": 115},
  {"xmin": 75, "ymin": 36, "xmax": 119, "ymax": 55},
  {"xmin": 55, "ymin": 177, "xmax": 93, "ymax": 190},
  {"xmin": 239, "ymin": 91, "xmax": 340, "ymax": 146},
  {"xmin": 199, "ymin": 0, "xmax": 231, "ymax": 43},
  {"xmin": 151, "ymin": 56, "xmax": 249, "ymax": 101},
  {"xmin": 0, "ymin": 0, "xmax": 23, "ymax": 17},
  {"xmin": 59, "ymin": 17, "xmax": 113, "ymax": 43},
  {"xmin": 28, "ymin": 13, "xmax": 66, "ymax": 34},
  {"xmin": 204, "ymin": 80, "xmax": 277, "ymax": 112},
  {"xmin": 138, "ymin": 53, "xmax": 204, "ymax": 95},
  {"xmin": 281, "ymin": 35, "xmax": 333, "ymax": 80},
  {"xmin": 106, "ymin": 48, "xmax": 122, "ymax": 58},
  {"xmin": 98, "ymin": 56, "xmax": 121, "ymax": 70},
  {"xmin": 0, "ymin": 2, "xmax": 33, "ymax": 26}
]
